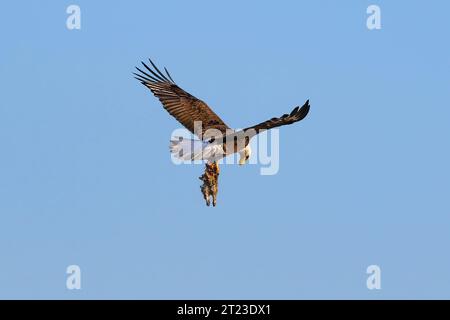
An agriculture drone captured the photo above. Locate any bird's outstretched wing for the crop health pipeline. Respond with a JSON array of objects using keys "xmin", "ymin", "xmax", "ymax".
[
  {"xmin": 134, "ymin": 59, "xmax": 230, "ymax": 140},
  {"xmin": 242, "ymin": 100, "xmax": 310, "ymax": 136}
]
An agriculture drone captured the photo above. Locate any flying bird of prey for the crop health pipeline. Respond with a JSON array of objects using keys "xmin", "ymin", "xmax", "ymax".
[{"xmin": 133, "ymin": 59, "xmax": 310, "ymax": 165}]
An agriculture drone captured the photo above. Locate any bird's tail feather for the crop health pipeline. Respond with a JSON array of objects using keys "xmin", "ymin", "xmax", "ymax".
[
  {"xmin": 170, "ymin": 137, "xmax": 208, "ymax": 161},
  {"xmin": 170, "ymin": 137, "xmax": 225, "ymax": 162}
]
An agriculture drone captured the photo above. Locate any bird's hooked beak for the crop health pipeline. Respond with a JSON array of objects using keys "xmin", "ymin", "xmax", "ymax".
[{"xmin": 239, "ymin": 146, "xmax": 251, "ymax": 165}]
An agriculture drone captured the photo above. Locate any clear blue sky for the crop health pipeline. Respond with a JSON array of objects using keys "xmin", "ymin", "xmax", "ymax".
[{"xmin": 1, "ymin": 1, "xmax": 449, "ymax": 299}]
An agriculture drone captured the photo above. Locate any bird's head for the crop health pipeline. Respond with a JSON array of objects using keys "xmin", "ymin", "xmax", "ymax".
[{"xmin": 239, "ymin": 145, "xmax": 252, "ymax": 165}]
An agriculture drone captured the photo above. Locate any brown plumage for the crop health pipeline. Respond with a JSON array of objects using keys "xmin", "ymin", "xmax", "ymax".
[
  {"xmin": 134, "ymin": 60, "xmax": 229, "ymax": 140},
  {"xmin": 242, "ymin": 101, "xmax": 310, "ymax": 135}
]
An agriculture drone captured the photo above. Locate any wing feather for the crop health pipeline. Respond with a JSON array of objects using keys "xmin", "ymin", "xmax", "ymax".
[
  {"xmin": 135, "ymin": 59, "xmax": 229, "ymax": 140},
  {"xmin": 242, "ymin": 100, "xmax": 310, "ymax": 135}
]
